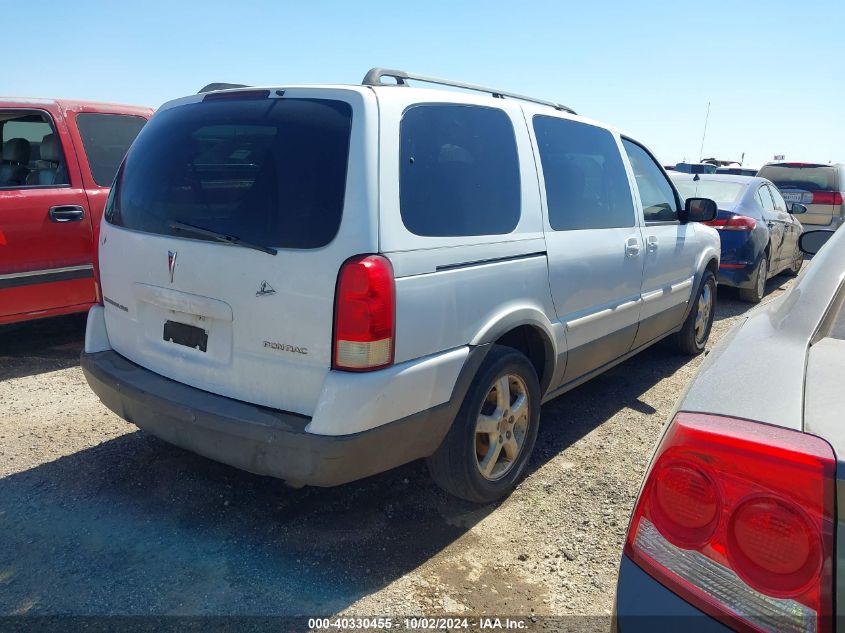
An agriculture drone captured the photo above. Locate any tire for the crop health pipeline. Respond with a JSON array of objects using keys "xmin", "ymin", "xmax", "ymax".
[
  {"xmin": 739, "ymin": 255, "xmax": 768, "ymax": 303},
  {"xmin": 674, "ymin": 270, "xmax": 716, "ymax": 355},
  {"xmin": 426, "ymin": 345, "xmax": 541, "ymax": 503},
  {"xmin": 783, "ymin": 245, "xmax": 803, "ymax": 277}
]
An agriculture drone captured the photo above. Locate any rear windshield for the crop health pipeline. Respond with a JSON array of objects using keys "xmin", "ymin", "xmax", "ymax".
[
  {"xmin": 716, "ymin": 168, "xmax": 755, "ymax": 176},
  {"xmin": 757, "ymin": 165, "xmax": 838, "ymax": 191},
  {"xmin": 106, "ymin": 97, "xmax": 352, "ymax": 249},
  {"xmin": 673, "ymin": 179, "xmax": 745, "ymax": 207},
  {"xmin": 76, "ymin": 113, "xmax": 147, "ymax": 186},
  {"xmin": 675, "ymin": 163, "xmax": 716, "ymax": 174}
]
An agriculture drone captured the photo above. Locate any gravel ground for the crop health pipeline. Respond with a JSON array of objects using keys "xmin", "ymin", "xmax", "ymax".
[{"xmin": 0, "ymin": 272, "xmax": 800, "ymax": 626}]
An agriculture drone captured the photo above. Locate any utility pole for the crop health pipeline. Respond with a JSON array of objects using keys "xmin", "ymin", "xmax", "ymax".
[{"xmin": 698, "ymin": 102, "xmax": 711, "ymax": 162}]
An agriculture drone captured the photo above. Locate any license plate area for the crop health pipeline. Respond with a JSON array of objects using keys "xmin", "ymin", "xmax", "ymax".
[
  {"xmin": 163, "ymin": 320, "xmax": 208, "ymax": 352},
  {"xmin": 781, "ymin": 191, "xmax": 813, "ymax": 202}
]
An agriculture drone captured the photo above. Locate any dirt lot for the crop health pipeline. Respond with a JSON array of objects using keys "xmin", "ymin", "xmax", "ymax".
[{"xmin": 0, "ymin": 273, "xmax": 799, "ymax": 626}]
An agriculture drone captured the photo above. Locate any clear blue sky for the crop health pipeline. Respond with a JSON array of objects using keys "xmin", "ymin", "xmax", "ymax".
[{"xmin": 5, "ymin": 0, "xmax": 843, "ymax": 167}]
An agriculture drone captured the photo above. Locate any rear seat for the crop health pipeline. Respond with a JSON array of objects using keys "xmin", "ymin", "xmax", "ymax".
[
  {"xmin": 0, "ymin": 138, "xmax": 31, "ymax": 186},
  {"xmin": 26, "ymin": 133, "xmax": 65, "ymax": 185}
]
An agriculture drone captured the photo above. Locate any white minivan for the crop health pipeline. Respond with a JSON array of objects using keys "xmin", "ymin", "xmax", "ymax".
[{"xmin": 82, "ymin": 69, "xmax": 720, "ymax": 502}]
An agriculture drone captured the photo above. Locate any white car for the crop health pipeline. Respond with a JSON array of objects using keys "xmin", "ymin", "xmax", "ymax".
[{"xmin": 82, "ymin": 68, "xmax": 720, "ymax": 502}]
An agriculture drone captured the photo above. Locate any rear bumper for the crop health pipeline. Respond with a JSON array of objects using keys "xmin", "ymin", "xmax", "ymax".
[
  {"xmin": 800, "ymin": 214, "xmax": 843, "ymax": 229},
  {"xmin": 614, "ymin": 555, "xmax": 731, "ymax": 632},
  {"xmin": 81, "ymin": 349, "xmax": 456, "ymax": 486},
  {"xmin": 715, "ymin": 230, "xmax": 763, "ymax": 289},
  {"xmin": 716, "ymin": 262, "xmax": 756, "ymax": 289}
]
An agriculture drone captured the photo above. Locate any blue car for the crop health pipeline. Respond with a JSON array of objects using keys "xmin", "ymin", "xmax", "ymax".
[{"xmin": 671, "ymin": 174, "xmax": 806, "ymax": 302}]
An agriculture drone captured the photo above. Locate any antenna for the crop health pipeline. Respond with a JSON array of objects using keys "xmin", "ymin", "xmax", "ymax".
[{"xmin": 698, "ymin": 102, "xmax": 711, "ymax": 161}]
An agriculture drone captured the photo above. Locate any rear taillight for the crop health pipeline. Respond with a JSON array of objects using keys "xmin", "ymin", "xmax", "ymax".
[
  {"xmin": 332, "ymin": 254, "xmax": 395, "ymax": 371},
  {"xmin": 704, "ymin": 214, "xmax": 757, "ymax": 231},
  {"xmin": 625, "ymin": 412, "xmax": 835, "ymax": 633},
  {"xmin": 811, "ymin": 191, "xmax": 844, "ymax": 206}
]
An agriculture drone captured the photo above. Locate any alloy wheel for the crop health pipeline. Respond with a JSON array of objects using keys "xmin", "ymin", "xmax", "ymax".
[
  {"xmin": 474, "ymin": 373, "xmax": 530, "ymax": 481},
  {"xmin": 694, "ymin": 283, "xmax": 713, "ymax": 347},
  {"xmin": 756, "ymin": 259, "xmax": 768, "ymax": 299}
]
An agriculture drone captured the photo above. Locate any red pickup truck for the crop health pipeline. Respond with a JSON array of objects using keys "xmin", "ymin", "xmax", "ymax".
[{"xmin": 0, "ymin": 98, "xmax": 152, "ymax": 325}]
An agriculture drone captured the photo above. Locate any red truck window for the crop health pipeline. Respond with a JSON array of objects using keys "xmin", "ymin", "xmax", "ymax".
[
  {"xmin": 0, "ymin": 110, "xmax": 69, "ymax": 188},
  {"xmin": 75, "ymin": 113, "xmax": 147, "ymax": 187}
]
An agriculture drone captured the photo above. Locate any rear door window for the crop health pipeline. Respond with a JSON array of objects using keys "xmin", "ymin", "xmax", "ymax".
[
  {"xmin": 622, "ymin": 139, "xmax": 679, "ymax": 221},
  {"xmin": 106, "ymin": 97, "xmax": 353, "ymax": 249},
  {"xmin": 533, "ymin": 115, "xmax": 634, "ymax": 230},
  {"xmin": 399, "ymin": 104, "xmax": 520, "ymax": 237},
  {"xmin": 757, "ymin": 186, "xmax": 775, "ymax": 214},
  {"xmin": 0, "ymin": 110, "xmax": 69, "ymax": 188},
  {"xmin": 75, "ymin": 113, "xmax": 147, "ymax": 186},
  {"xmin": 768, "ymin": 185, "xmax": 788, "ymax": 213}
]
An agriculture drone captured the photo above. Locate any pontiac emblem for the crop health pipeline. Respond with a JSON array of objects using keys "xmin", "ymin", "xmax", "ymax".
[
  {"xmin": 167, "ymin": 250, "xmax": 178, "ymax": 283},
  {"xmin": 256, "ymin": 280, "xmax": 276, "ymax": 296}
]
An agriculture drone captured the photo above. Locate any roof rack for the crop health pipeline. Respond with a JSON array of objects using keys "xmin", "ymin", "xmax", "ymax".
[
  {"xmin": 197, "ymin": 83, "xmax": 249, "ymax": 94},
  {"xmin": 362, "ymin": 67, "xmax": 576, "ymax": 115}
]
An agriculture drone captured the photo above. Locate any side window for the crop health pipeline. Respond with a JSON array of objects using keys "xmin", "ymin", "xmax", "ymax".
[
  {"xmin": 622, "ymin": 139, "xmax": 679, "ymax": 222},
  {"xmin": 399, "ymin": 104, "xmax": 520, "ymax": 237},
  {"xmin": 533, "ymin": 115, "xmax": 635, "ymax": 230},
  {"xmin": 768, "ymin": 185, "xmax": 788, "ymax": 213},
  {"xmin": 75, "ymin": 113, "xmax": 147, "ymax": 187},
  {"xmin": 0, "ymin": 110, "xmax": 69, "ymax": 188},
  {"xmin": 757, "ymin": 186, "xmax": 775, "ymax": 214}
]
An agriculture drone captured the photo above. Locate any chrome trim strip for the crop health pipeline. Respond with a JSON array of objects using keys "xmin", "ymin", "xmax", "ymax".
[
  {"xmin": 641, "ymin": 277, "xmax": 695, "ymax": 303},
  {"xmin": 0, "ymin": 264, "xmax": 93, "ymax": 280},
  {"xmin": 0, "ymin": 264, "xmax": 94, "ymax": 290},
  {"xmin": 566, "ymin": 298, "xmax": 641, "ymax": 330}
]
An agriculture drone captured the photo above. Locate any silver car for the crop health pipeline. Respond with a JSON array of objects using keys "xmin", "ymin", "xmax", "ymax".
[
  {"xmin": 615, "ymin": 227, "xmax": 844, "ymax": 632},
  {"xmin": 758, "ymin": 162, "xmax": 845, "ymax": 229},
  {"xmin": 80, "ymin": 69, "xmax": 721, "ymax": 503}
]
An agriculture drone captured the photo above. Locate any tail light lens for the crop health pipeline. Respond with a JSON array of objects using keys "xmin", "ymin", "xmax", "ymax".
[
  {"xmin": 625, "ymin": 412, "xmax": 835, "ymax": 633},
  {"xmin": 811, "ymin": 192, "xmax": 844, "ymax": 206},
  {"xmin": 704, "ymin": 214, "xmax": 757, "ymax": 231},
  {"xmin": 332, "ymin": 254, "xmax": 395, "ymax": 371}
]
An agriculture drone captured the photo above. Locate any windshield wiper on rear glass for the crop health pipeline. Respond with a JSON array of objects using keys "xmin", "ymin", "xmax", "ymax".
[{"xmin": 168, "ymin": 221, "xmax": 278, "ymax": 256}]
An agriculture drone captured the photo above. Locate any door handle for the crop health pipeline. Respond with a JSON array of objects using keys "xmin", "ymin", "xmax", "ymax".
[
  {"xmin": 625, "ymin": 237, "xmax": 640, "ymax": 257},
  {"xmin": 49, "ymin": 205, "xmax": 85, "ymax": 223},
  {"xmin": 646, "ymin": 236, "xmax": 659, "ymax": 252}
]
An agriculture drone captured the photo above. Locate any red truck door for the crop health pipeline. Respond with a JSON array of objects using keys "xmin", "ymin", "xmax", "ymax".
[{"xmin": 0, "ymin": 105, "xmax": 95, "ymax": 323}]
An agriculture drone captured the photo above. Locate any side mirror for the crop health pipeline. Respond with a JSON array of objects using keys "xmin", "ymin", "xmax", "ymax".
[
  {"xmin": 799, "ymin": 230, "xmax": 835, "ymax": 255},
  {"xmin": 683, "ymin": 197, "xmax": 718, "ymax": 223},
  {"xmin": 789, "ymin": 202, "xmax": 807, "ymax": 215}
]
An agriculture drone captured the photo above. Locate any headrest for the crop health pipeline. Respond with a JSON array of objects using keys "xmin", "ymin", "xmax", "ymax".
[
  {"xmin": 39, "ymin": 134, "xmax": 59, "ymax": 163},
  {"xmin": 553, "ymin": 157, "xmax": 586, "ymax": 194},
  {"xmin": 2, "ymin": 138, "xmax": 31, "ymax": 164},
  {"xmin": 437, "ymin": 143, "xmax": 473, "ymax": 164}
]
